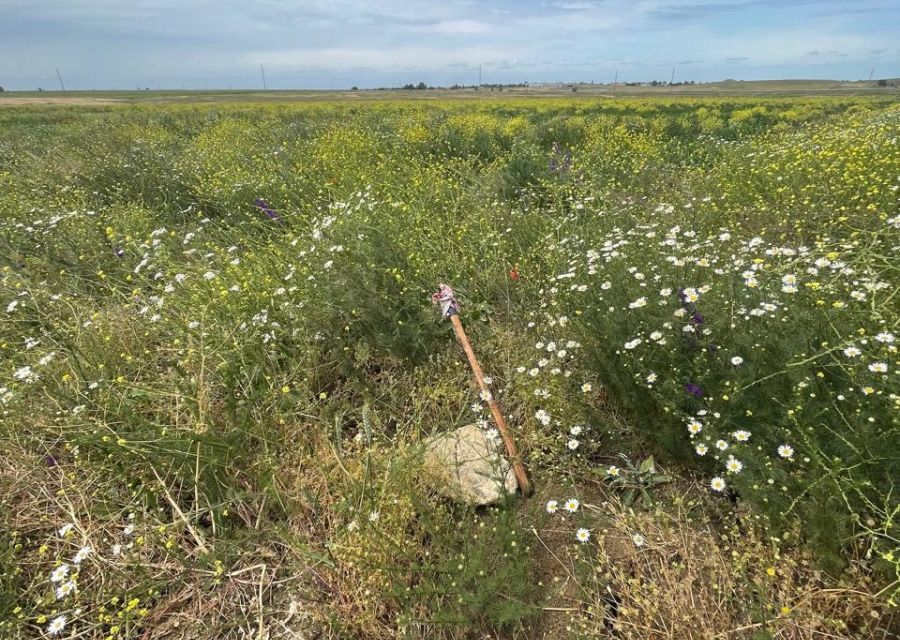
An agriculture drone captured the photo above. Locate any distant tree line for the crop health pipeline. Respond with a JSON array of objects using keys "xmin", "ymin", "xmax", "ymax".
[
  {"xmin": 624, "ymin": 80, "xmax": 699, "ymax": 87},
  {"xmin": 370, "ymin": 81, "xmax": 532, "ymax": 91}
]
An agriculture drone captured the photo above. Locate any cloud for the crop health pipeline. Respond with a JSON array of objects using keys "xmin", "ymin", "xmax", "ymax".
[
  {"xmin": 646, "ymin": 0, "xmax": 865, "ymax": 22},
  {"xmin": 649, "ymin": 2, "xmax": 756, "ymax": 20},
  {"xmin": 245, "ymin": 45, "xmax": 521, "ymax": 72},
  {"xmin": 548, "ymin": 1, "xmax": 607, "ymax": 10},
  {"xmin": 1, "ymin": 0, "xmax": 898, "ymax": 88},
  {"xmin": 431, "ymin": 20, "xmax": 491, "ymax": 35}
]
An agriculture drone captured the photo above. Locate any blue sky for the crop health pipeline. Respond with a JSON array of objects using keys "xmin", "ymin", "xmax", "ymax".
[{"xmin": 2, "ymin": 1, "xmax": 898, "ymax": 90}]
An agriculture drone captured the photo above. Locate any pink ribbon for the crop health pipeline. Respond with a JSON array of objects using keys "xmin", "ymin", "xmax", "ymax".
[{"xmin": 431, "ymin": 283, "xmax": 460, "ymax": 318}]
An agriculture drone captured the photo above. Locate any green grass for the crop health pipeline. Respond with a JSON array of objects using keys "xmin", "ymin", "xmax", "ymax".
[{"xmin": 0, "ymin": 95, "xmax": 898, "ymax": 639}]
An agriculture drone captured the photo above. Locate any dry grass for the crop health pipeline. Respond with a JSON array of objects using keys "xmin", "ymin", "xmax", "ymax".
[
  {"xmin": 564, "ymin": 489, "xmax": 897, "ymax": 640},
  {"xmin": 2, "ymin": 437, "xmax": 896, "ymax": 639}
]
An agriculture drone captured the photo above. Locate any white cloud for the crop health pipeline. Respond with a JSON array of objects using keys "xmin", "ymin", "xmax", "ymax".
[
  {"xmin": 1, "ymin": 0, "xmax": 897, "ymax": 87},
  {"xmin": 431, "ymin": 20, "xmax": 492, "ymax": 34},
  {"xmin": 246, "ymin": 45, "xmax": 522, "ymax": 72}
]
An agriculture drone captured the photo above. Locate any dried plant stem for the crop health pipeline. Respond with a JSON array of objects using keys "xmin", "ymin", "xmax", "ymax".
[{"xmin": 151, "ymin": 466, "xmax": 210, "ymax": 555}]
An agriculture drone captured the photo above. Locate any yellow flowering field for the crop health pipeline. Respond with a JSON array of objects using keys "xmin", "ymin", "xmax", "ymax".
[{"xmin": 1, "ymin": 96, "xmax": 898, "ymax": 638}]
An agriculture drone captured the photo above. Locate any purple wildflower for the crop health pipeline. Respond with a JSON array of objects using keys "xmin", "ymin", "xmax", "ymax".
[
  {"xmin": 255, "ymin": 198, "xmax": 281, "ymax": 221},
  {"xmin": 44, "ymin": 454, "xmax": 57, "ymax": 467},
  {"xmin": 549, "ymin": 142, "xmax": 572, "ymax": 173},
  {"xmin": 684, "ymin": 383, "xmax": 704, "ymax": 398},
  {"xmin": 691, "ymin": 312, "xmax": 705, "ymax": 325},
  {"xmin": 114, "ymin": 247, "xmax": 125, "ymax": 258}
]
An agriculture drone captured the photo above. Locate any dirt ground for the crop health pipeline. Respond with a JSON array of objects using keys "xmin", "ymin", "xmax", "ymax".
[{"xmin": 0, "ymin": 96, "xmax": 125, "ymax": 106}]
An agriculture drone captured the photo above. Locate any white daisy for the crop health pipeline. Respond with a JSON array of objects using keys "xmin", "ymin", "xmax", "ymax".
[
  {"xmin": 47, "ymin": 615, "xmax": 67, "ymax": 636},
  {"xmin": 777, "ymin": 444, "xmax": 794, "ymax": 459},
  {"xmin": 576, "ymin": 528, "xmax": 591, "ymax": 543},
  {"xmin": 13, "ymin": 366, "xmax": 35, "ymax": 381},
  {"xmin": 73, "ymin": 545, "xmax": 92, "ymax": 564},
  {"xmin": 56, "ymin": 580, "xmax": 76, "ymax": 600},
  {"xmin": 50, "ymin": 564, "xmax": 70, "ymax": 583},
  {"xmin": 726, "ymin": 457, "xmax": 743, "ymax": 474},
  {"xmin": 710, "ymin": 477, "xmax": 727, "ymax": 492},
  {"xmin": 564, "ymin": 498, "xmax": 580, "ymax": 513}
]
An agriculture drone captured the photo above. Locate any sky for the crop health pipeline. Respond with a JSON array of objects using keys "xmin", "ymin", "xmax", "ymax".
[{"xmin": 1, "ymin": 0, "xmax": 899, "ymax": 90}]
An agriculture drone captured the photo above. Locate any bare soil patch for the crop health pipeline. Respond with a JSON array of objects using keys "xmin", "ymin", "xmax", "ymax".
[{"xmin": 0, "ymin": 97, "xmax": 124, "ymax": 107}]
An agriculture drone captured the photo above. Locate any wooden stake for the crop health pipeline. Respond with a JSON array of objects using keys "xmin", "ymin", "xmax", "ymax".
[{"xmin": 449, "ymin": 314, "xmax": 532, "ymax": 496}]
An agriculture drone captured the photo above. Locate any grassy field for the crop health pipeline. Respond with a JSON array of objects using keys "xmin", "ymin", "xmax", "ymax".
[
  {"xmin": 1, "ymin": 95, "xmax": 898, "ymax": 639},
  {"xmin": 1, "ymin": 78, "xmax": 899, "ymax": 107}
]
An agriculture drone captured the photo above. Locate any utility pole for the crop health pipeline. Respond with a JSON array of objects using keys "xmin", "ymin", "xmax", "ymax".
[
  {"xmin": 56, "ymin": 67, "xmax": 66, "ymax": 92},
  {"xmin": 669, "ymin": 63, "xmax": 676, "ymax": 93},
  {"xmin": 869, "ymin": 66, "xmax": 875, "ymax": 81},
  {"xmin": 260, "ymin": 64, "xmax": 267, "ymax": 90},
  {"xmin": 478, "ymin": 64, "xmax": 482, "ymax": 90},
  {"xmin": 613, "ymin": 69, "xmax": 617, "ymax": 95}
]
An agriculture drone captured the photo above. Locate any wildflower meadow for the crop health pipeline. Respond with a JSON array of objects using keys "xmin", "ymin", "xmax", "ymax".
[{"xmin": 1, "ymin": 96, "xmax": 898, "ymax": 638}]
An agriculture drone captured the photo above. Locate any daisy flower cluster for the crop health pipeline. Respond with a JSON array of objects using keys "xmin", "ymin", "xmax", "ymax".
[
  {"xmin": 539, "ymin": 181, "xmax": 897, "ymax": 550},
  {"xmin": 546, "ymin": 498, "xmax": 591, "ymax": 543}
]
